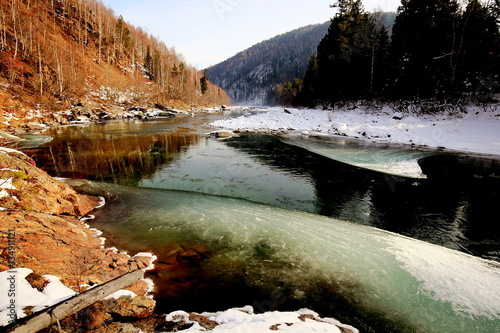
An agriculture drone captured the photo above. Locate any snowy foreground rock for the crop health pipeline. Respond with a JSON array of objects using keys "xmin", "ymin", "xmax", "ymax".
[
  {"xmin": 0, "ymin": 268, "xmax": 358, "ymax": 332},
  {"xmin": 163, "ymin": 306, "xmax": 358, "ymax": 333},
  {"xmin": 211, "ymin": 106, "xmax": 500, "ymax": 156}
]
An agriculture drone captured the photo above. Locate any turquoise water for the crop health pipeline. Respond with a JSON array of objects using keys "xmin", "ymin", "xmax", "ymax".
[
  {"xmin": 17, "ymin": 114, "xmax": 500, "ymax": 332},
  {"xmin": 80, "ymin": 181, "xmax": 500, "ymax": 333}
]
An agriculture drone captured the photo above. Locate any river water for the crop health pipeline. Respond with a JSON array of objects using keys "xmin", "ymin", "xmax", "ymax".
[{"xmin": 17, "ymin": 111, "xmax": 500, "ymax": 333}]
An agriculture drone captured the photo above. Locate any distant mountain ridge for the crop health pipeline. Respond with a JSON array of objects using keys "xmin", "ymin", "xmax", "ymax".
[
  {"xmin": 207, "ymin": 22, "xmax": 330, "ymax": 105},
  {"xmin": 208, "ymin": 12, "xmax": 397, "ymax": 106}
]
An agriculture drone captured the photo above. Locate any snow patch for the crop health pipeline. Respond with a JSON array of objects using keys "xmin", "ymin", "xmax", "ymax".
[
  {"xmin": 0, "ymin": 147, "xmax": 27, "ymax": 156},
  {"xmin": 163, "ymin": 306, "xmax": 359, "ymax": 333},
  {"xmin": 0, "ymin": 268, "xmax": 76, "ymax": 326},
  {"xmin": 210, "ymin": 106, "xmax": 500, "ymax": 156},
  {"xmin": 103, "ymin": 289, "xmax": 137, "ymax": 300}
]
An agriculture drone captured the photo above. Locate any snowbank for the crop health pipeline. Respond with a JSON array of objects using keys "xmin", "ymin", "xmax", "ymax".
[
  {"xmin": 164, "ymin": 306, "xmax": 359, "ymax": 333},
  {"xmin": 210, "ymin": 106, "xmax": 500, "ymax": 156},
  {"xmin": 0, "ymin": 268, "xmax": 76, "ymax": 326}
]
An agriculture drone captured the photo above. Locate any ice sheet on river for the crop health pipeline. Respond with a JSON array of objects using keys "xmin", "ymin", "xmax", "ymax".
[
  {"xmin": 84, "ymin": 182, "xmax": 500, "ymax": 333},
  {"xmin": 279, "ymin": 134, "xmax": 433, "ymax": 178}
]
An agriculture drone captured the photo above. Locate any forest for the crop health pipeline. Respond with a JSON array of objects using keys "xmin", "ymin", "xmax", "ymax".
[
  {"xmin": 0, "ymin": 0, "xmax": 230, "ymax": 116},
  {"xmin": 207, "ymin": 22, "xmax": 331, "ymax": 105},
  {"xmin": 277, "ymin": 0, "xmax": 499, "ymax": 110}
]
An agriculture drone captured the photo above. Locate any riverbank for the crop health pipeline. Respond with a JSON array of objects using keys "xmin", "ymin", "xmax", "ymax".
[
  {"xmin": 0, "ymin": 101, "xmax": 228, "ymax": 142},
  {"xmin": 0, "ymin": 147, "xmax": 158, "ymax": 330},
  {"xmin": 210, "ymin": 104, "xmax": 500, "ymax": 157}
]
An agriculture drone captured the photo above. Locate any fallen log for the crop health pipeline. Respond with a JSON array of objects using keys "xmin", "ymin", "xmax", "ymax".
[{"xmin": 4, "ymin": 269, "xmax": 144, "ymax": 333}]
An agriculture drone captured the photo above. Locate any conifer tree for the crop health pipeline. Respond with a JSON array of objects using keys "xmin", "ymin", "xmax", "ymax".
[
  {"xmin": 368, "ymin": 13, "xmax": 390, "ymax": 97},
  {"xmin": 298, "ymin": 0, "xmax": 389, "ymax": 107},
  {"xmin": 144, "ymin": 45, "xmax": 153, "ymax": 79},
  {"xmin": 315, "ymin": 0, "xmax": 371, "ymax": 104},
  {"xmin": 297, "ymin": 54, "xmax": 319, "ymax": 107},
  {"xmin": 452, "ymin": 0, "xmax": 499, "ymax": 101},
  {"xmin": 389, "ymin": 0, "xmax": 459, "ymax": 99},
  {"xmin": 200, "ymin": 69, "xmax": 209, "ymax": 95}
]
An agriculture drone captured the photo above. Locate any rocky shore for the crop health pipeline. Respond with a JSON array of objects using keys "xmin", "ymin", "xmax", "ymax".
[
  {"xmin": 0, "ymin": 101, "xmax": 226, "ymax": 138},
  {"xmin": 0, "ymin": 147, "xmax": 158, "ymax": 331}
]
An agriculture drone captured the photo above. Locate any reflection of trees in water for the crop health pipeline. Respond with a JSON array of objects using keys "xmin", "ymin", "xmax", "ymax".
[
  {"xmin": 224, "ymin": 134, "xmax": 500, "ymax": 262},
  {"xmin": 223, "ymin": 134, "xmax": 382, "ymax": 220},
  {"xmin": 28, "ymin": 132, "xmax": 200, "ymax": 186}
]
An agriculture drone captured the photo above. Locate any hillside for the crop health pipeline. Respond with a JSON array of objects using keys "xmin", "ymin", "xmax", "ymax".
[
  {"xmin": 0, "ymin": 0, "xmax": 230, "ymax": 132},
  {"xmin": 207, "ymin": 22, "xmax": 330, "ymax": 106},
  {"xmin": 208, "ymin": 12, "xmax": 396, "ymax": 106}
]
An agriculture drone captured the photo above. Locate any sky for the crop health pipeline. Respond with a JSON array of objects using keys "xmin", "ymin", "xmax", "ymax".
[{"xmin": 99, "ymin": 0, "xmax": 401, "ymax": 69}]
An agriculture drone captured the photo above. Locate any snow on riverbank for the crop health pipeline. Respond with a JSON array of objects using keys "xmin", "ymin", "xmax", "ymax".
[
  {"xmin": 165, "ymin": 306, "xmax": 358, "ymax": 333},
  {"xmin": 0, "ymin": 268, "xmax": 359, "ymax": 332},
  {"xmin": 0, "ymin": 268, "xmax": 76, "ymax": 326},
  {"xmin": 211, "ymin": 106, "xmax": 500, "ymax": 156}
]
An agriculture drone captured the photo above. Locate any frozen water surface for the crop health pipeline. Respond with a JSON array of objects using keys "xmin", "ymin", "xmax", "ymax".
[
  {"xmin": 86, "ymin": 182, "xmax": 500, "ymax": 333},
  {"xmin": 279, "ymin": 134, "xmax": 432, "ymax": 179}
]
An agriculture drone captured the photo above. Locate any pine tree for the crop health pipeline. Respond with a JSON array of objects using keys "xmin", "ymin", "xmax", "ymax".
[
  {"xmin": 144, "ymin": 45, "xmax": 153, "ymax": 79},
  {"xmin": 298, "ymin": 0, "xmax": 389, "ymax": 107},
  {"xmin": 200, "ymin": 69, "xmax": 209, "ymax": 95},
  {"xmin": 452, "ymin": 0, "xmax": 499, "ymax": 101},
  {"xmin": 368, "ymin": 13, "xmax": 391, "ymax": 97},
  {"xmin": 316, "ymin": 0, "xmax": 371, "ymax": 104},
  {"xmin": 389, "ymin": 0, "xmax": 459, "ymax": 99},
  {"xmin": 296, "ymin": 54, "xmax": 319, "ymax": 107}
]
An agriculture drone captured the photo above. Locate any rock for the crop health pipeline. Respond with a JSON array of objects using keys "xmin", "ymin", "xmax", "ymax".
[
  {"xmin": 102, "ymin": 296, "xmax": 156, "ymax": 319},
  {"xmin": 189, "ymin": 313, "xmax": 218, "ymax": 330},
  {"xmin": 177, "ymin": 249, "xmax": 204, "ymax": 264},
  {"xmin": 52, "ymin": 113, "xmax": 71, "ymax": 125},
  {"xmin": 24, "ymin": 123, "xmax": 47, "ymax": 131},
  {"xmin": 209, "ymin": 130, "xmax": 236, "ymax": 138},
  {"xmin": 0, "ymin": 148, "xmax": 100, "ymax": 216},
  {"xmin": 129, "ymin": 256, "xmax": 153, "ymax": 270},
  {"xmin": 0, "ymin": 130, "xmax": 22, "ymax": 143},
  {"xmin": 284, "ymin": 109, "xmax": 292, "ymax": 114},
  {"xmin": 91, "ymin": 322, "xmax": 142, "ymax": 333},
  {"xmin": 107, "ymin": 106, "xmax": 125, "ymax": 116},
  {"xmin": 126, "ymin": 279, "xmax": 151, "ymax": 297},
  {"xmin": 72, "ymin": 102, "xmax": 98, "ymax": 118},
  {"xmin": 25, "ymin": 272, "xmax": 48, "ymax": 291},
  {"xmin": 80, "ymin": 303, "xmax": 113, "ymax": 330}
]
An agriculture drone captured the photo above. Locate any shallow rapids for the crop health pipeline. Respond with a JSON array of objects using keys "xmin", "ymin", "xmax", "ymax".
[{"xmin": 80, "ymin": 181, "xmax": 500, "ymax": 333}]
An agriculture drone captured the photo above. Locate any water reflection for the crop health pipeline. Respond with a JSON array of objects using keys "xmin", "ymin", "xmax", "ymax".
[
  {"xmin": 139, "ymin": 136, "xmax": 318, "ymax": 212},
  {"xmin": 23, "ymin": 125, "xmax": 200, "ymax": 186},
  {"xmin": 223, "ymin": 135, "xmax": 500, "ymax": 262}
]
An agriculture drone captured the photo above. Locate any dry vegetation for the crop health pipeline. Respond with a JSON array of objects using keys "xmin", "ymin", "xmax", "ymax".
[{"xmin": 0, "ymin": 0, "xmax": 230, "ymax": 129}]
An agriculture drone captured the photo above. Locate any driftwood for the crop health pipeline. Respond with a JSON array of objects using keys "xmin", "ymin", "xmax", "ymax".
[{"xmin": 4, "ymin": 269, "xmax": 144, "ymax": 333}]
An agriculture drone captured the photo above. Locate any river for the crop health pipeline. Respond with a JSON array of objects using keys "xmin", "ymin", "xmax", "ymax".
[{"xmin": 16, "ymin": 110, "xmax": 500, "ymax": 333}]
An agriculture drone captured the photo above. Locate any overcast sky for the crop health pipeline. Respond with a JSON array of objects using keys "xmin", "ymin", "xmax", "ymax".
[{"xmin": 99, "ymin": 0, "xmax": 400, "ymax": 69}]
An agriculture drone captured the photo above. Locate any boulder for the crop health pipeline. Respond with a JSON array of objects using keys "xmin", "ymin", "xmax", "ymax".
[
  {"xmin": 91, "ymin": 322, "xmax": 142, "ymax": 333},
  {"xmin": 209, "ymin": 130, "xmax": 237, "ymax": 138},
  {"xmin": 102, "ymin": 296, "xmax": 156, "ymax": 319}
]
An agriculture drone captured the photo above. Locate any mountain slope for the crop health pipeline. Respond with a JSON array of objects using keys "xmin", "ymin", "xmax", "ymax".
[
  {"xmin": 207, "ymin": 22, "xmax": 330, "ymax": 105},
  {"xmin": 0, "ymin": 0, "xmax": 230, "ymax": 131}
]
